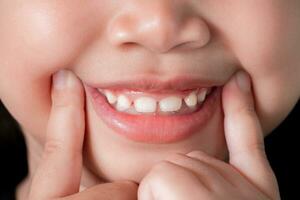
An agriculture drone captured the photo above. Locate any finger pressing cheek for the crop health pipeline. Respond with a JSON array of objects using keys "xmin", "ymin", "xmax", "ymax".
[
  {"xmin": 222, "ymin": 70, "xmax": 279, "ymax": 199},
  {"xmin": 29, "ymin": 70, "xmax": 86, "ymax": 199}
]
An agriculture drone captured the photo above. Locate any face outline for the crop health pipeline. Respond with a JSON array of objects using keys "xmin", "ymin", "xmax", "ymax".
[{"xmin": 0, "ymin": 0, "xmax": 299, "ymax": 183}]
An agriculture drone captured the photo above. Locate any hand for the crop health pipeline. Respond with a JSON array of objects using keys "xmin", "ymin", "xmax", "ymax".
[
  {"xmin": 138, "ymin": 71, "xmax": 280, "ymax": 200},
  {"xmin": 29, "ymin": 69, "xmax": 138, "ymax": 200}
]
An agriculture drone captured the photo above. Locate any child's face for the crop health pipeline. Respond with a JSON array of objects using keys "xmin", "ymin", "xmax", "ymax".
[{"xmin": 1, "ymin": 1, "xmax": 299, "ymax": 182}]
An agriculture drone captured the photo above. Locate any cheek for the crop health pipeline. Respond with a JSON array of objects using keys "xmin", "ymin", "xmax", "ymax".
[
  {"xmin": 0, "ymin": 1, "xmax": 96, "ymax": 72},
  {"xmin": 223, "ymin": 1, "xmax": 300, "ymax": 134},
  {"xmin": 0, "ymin": 69, "xmax": 51, "ymax": 142},
  {"xmin": 0, "ymin": 1, "xmax": 97, "ymax": 141}
]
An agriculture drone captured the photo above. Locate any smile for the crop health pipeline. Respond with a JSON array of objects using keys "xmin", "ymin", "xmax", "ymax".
[
  {"xmin": 84, "ymin": 79, "xmax": 221, "ymax": 144},
  {"xmin": 97, "ymin": 87, "xmax": 213, "ymax": 115}
]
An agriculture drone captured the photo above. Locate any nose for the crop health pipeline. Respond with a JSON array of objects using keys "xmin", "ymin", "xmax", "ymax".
[{"xmin": 107, "ymin": 1, "xmax": 211, "ymax": 53}]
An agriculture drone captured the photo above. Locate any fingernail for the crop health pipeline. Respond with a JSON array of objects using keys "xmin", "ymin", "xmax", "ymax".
[
  {"xmin": 52, "ymin": 69, "xmax": 68, "ymax": 90},
  {"xmin": 52, "ymin": 69, "xmax": 77, "ymax": 91},
  {"xmin": 236, "ymin": 71, "xmax": 251, "ymax": 93}
]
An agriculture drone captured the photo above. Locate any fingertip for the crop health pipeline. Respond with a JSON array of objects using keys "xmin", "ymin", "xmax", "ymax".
[
  {"xmin": 222, "ymin": 70, "xmax": 255, "ymax": 116},
  {"xmin": 48, "ymin": 70, "xmax": 86, "ymax": 144},
  {"xmin": 32, "ymin": 70, "xmax": 86, "ymax": 199},
  {"xmin": 51, "ymin": 69, "xmax": 85, "ymax": 107},
  {"xmin": 235, "ymin": 70, "xmax": 252, "ymax": 94},
  {"xmin": 222, "ymin": 71, "xmax": 268, "ymax": 172},
  {"xmin": 222, "ymin": 70, "xmax": 264, "ymax": 162}
]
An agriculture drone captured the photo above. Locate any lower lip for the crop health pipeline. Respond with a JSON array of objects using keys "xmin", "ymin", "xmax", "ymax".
[{"xmin": 85, "ymin": 85, "xmax": 221, "ymax": 144}]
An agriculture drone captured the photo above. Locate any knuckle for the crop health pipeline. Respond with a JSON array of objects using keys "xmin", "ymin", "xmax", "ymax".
[
  {"xmin": 43, "ymin": 139, "xmax": 65, "ymax": 156},
  {"xmin": 164, "ymin": 152, "xmax": 187, "ymax": 163},
  {"xmin": 52, "ymin": 98, "xmax": 73, "ymax": 108},
  {"xmin": 236, "ymin": 104, "xmax": 257, "ymax": 118},
  {"xmin": 153, "ymin": 160, "xmax": 175, "ymax": 172},
  {"xmin": 149, "ymin": 161, "xmax": 175, "ymax": 179},
  {"xmin": 251, "ymin": 142, "xmax": 267, "ymax": 159},
  {"xmin": 245, "ymin": 140, "xmax": 266, "ymax": 155},
  {"xmin": 186, "ymin": 150, "xmax": 208, "ymax": 159},
  {"xmin": 52, "ymin": 91, "xmax": 80, "ymax": 108},
  {"xmin": 252, "ymin": 140, "xmax": 266, "ymax": 152},
  {"xmin": 231, "ymin": 141, "xmax": 267, "ymax": 162},
  {"xmin": 187, "ymin": 151, "xmax": 221, "ymax": 165},
  {"xmin": 51, "ymin": 88, "xmax": 83, "ymax": 108}
]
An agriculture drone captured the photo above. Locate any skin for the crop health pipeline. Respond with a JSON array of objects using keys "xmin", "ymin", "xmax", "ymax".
[
  {"xmin": 0, "ymin": 0, "xmax": 299, "ymax": 199},
  {"xmin": 28, "ymin": 70, "xmax": 280, "ymax": 200}
]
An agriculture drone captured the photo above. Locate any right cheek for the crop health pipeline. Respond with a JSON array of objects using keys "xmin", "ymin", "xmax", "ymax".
[
  {"xmin": 0, "ymin": 2, "xmax": 93, "ymax": 75},
  {"xmin": 0, "ymin": 5, "xmax": 91, "ymax": 141},
  {"xmin": 0, "ymin": 11, "xmax": 55, "ymax": 136},
  {"xmin": 0, "ymin": 70, "xmax": 52, "ymax": 143}
]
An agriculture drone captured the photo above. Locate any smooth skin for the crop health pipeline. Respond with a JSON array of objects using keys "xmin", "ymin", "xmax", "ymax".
[
  {"xmin": 28, "ymin": 69, "xmax": 280, "ymax": 200},
  {"xmin": 1, "ymin": 1, "xmax": 300, "ymax": 195}
]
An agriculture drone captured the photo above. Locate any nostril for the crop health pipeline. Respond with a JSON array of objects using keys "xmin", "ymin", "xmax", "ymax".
[
  {"xmin": 123, "ymin": 42, "xmax": 137, "ymax": 47},
  {"xmin": 120, "ymin": 42, "xmax": 138, "ymax": 51}
]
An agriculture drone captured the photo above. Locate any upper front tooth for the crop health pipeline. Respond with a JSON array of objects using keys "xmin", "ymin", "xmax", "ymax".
[
  {"xmin": 184, "ymin": 91, "xmax": 197, "ymax": 107},
  {"xmin": 116, "ymin": 95, "xmax": 131, "ymax": 111},
  {"xmin": 134, "ymin": 97, "xmax": 157, "ymax": 113},
  {"xmin": 159, "ymin": 96, "xmax": 182, "ymax": 112},
  {"xmin": 104, "ymin": 90, "xmax": 117, "ymax": 104},
  {"xmin": 197, "ymin": 88, "xmax": 208, "ymax": 103}
]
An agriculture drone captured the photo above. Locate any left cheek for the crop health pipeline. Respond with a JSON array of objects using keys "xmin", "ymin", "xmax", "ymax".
[
  {"xmin": 244, "ymin": 14, "xmax": 300, "ymax": 135},
  {"xmin": 224, "ymin": 2, "xmax": 300, "ymax": 135},
  {"xmin": 250, "ymin": 72, "xmax": 299, "ymax": 136}
]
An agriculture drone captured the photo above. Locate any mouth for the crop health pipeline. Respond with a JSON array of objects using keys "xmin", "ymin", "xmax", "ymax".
[{"xmin": 84, "ymin": 78, "xmax": 221, "ymax": 144}]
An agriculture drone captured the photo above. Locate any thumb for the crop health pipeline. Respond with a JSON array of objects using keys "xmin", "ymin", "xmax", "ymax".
[
  {"xmin": 30, "ymin": 69, "xmax": 86, "ymax": 199},
  {"xmin": 222, "ymin": 70, "xmax": 279, "ymax": 198}
]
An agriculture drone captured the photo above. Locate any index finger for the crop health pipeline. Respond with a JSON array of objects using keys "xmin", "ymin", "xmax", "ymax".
[
  {"xmin": 222, "ymin": 71, "xmax": 279, "ymax": 198},
  {"xmin": 29, "ymin": 69, "xmax": 86, "ymax": 199}
]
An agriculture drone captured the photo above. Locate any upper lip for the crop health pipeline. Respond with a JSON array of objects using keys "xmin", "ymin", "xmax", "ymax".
[{"xmin": 84, "ymin": 75, "xmax": 223, "ymax": 92}]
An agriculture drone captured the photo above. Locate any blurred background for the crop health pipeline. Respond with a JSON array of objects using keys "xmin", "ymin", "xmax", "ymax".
[{"xmin": 0, "ymin": 99, "xmax": 298, "ymax": 200}]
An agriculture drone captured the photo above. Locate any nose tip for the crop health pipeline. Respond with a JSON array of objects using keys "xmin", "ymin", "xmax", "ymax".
[{"xmin": 107, "ymin": 3, "xmax": 211, "ymax": 53}]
